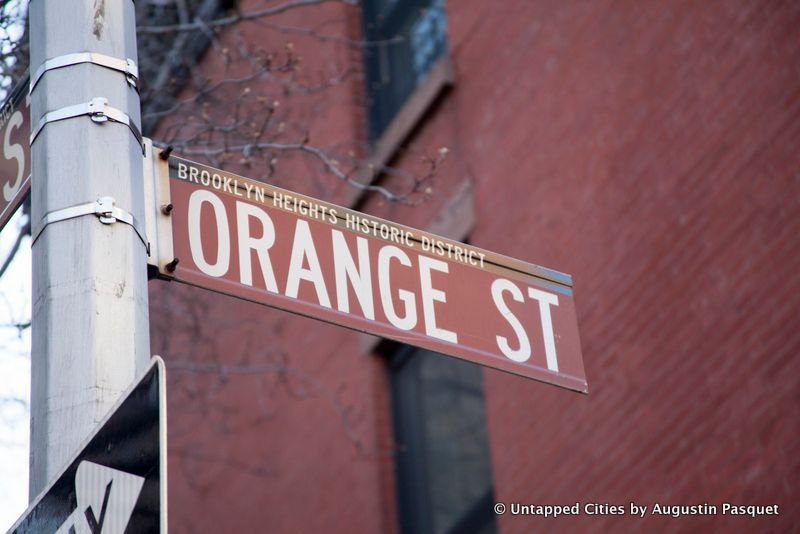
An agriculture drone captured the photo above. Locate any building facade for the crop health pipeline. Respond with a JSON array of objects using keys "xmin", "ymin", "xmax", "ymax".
[{"xmin": 149, "ymin": 1, "xmax": 800, "ymax": 532}]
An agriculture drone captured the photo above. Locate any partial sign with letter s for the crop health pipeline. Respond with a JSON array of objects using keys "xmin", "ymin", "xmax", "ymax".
[{"xmin": 0, "ymin": 77, "xmax": 31, "ymax": 231}]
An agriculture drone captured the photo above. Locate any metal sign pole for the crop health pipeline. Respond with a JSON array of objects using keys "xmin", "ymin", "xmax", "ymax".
[{"xmin": 28, "ymin": 0, "xmax": 150, "ymax": 497}]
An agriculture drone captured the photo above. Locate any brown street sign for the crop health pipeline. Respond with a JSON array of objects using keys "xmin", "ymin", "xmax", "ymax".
[
  {"xmin": 0, "ymin": 77, "xmax": 31, "ymax": 231},
  {"xmin": 146, "ymin": 150, "xmax": 587, "ymax": 393}
]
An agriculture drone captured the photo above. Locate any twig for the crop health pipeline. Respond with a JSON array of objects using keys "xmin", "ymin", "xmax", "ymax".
[{"xmin": 138, "ymin": 0, "xmax": 359, "ymax": 35}]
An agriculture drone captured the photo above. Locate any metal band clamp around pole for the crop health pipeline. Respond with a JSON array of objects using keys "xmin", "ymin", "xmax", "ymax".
[
  {"xmin": 30, "ymin": 52, "xmax": 139, "ymax": 93},
  {"xmin": 30, "ymin": 97, "xmax": 144, "ymax": 153},
  {"xmin": 31, "ymin": 196, "xmax": 149, "ymax": 254}
]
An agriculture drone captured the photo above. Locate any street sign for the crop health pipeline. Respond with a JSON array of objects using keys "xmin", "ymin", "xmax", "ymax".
[
  {"xmin": 0, "ymin": 77, "xmax": 31, "ymax": 231},
  {"xmin": 146, "ymin": 152, "xmax": 587, "ymax": 393},
  {"xmin": 8, "ymin": 357, "xmax": 167, "ymax": 534}
]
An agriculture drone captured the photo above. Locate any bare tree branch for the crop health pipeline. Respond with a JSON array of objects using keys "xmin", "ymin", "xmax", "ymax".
[
  {"xmin": 252, "ymin": 18, "xmax": 404, "ymax": 48},
  {"xmin": 0, "ymin": 216, "xmax": 29, "ymax": 280},
  {"xmin": 172, "ymin": 140, "xmax": 447, "ymax": 204},
  {"xmin": 137, "ymin": 0, "xmax": 359, "ymax": 35}
]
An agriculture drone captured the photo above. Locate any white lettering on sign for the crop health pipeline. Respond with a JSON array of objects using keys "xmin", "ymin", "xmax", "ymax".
[
  {"xmin": 188, "ymin": 189, "xmax": 230, "ymax": 277},
  {"xmin": 421, "ymin": 235, "xmax": 486, "ymax": 267},
  {"xmin": 176, "ymin": 160, "xmax": 494, "ymax": 270},
  {"xmin": 332, "ymin": 230, "xmax": 374, "ymax": 320},
  {"xmin": 491, "ymin": 279, "xmax": 560, "ymax": 371},
  {"xmin": 286, "ymin": 219, "xmax": 332, "ymax": 308},
  {"xmin": 378, "ymin": 245, "xmax": 417, "ymax": 331},
  {"xmin": 236, "ymin": 200, "xmax": 278, "ymax": 293},
  {"xmin": 274, "ymin": 191, "xmax": 338, "ymax": 225},
  {"xmin": 54, "ymin": 461, "xmax": 145, "ymax": 534},
  {"xmin": 182, "ymin": 188, "xmax": 564, "ymax": 371},
  {"xmin": 418, "ymin": 256, "xmax": 457, "ymax": 343},
  {"xmin": 527, "ymin": 287, "xmax": 560, "ymax": 372},
  {"xmin": 491, "ymin": 279, "xmax": 532, "ymax": 362},
  {"xmin": 2, "ymin": 95, "xmax": 29, "ymax": 202},
  {"xmin": 345, "ymin": 212, "xmax": 416, "ymax": 248}
]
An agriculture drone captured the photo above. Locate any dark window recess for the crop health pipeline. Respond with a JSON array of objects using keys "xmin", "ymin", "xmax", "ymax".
[
  {"xmin": 362, "ymin": 0, "xmax": 448, "ymax": 142},
  {"xmin": 389, "ymin": 346, "xmax": 497, "ymax": 534}
]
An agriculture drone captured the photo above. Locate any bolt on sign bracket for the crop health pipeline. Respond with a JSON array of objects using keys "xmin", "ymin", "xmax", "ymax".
[{"xmin": 141, "ymin": 138, "xmax": 175, "ymax": 279}]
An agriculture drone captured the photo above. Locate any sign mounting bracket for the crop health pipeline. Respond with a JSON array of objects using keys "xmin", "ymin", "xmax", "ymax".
[
  {"xmin": 29, "ymin": 52, "xmax": 139, "ymax": 93},
  {"xmin": 30, "ymin": 97, "xmax": 144, "ymax": 153},
  {"xmin": 31, "ymin": 196, "xmax": 149, "ymax": 253}
]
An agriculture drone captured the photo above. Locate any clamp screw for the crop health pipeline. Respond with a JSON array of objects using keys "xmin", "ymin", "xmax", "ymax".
[
  {"xmin": 159, "ymin": 146, "xmax": 174, "ymax": 161},
  {"xmin": 161, "ymin": 203, "xmax": 174, "ymax": 215},
  {"xmin": 165, "ymin": 258, "xmax": 180, "ymax": 273}
]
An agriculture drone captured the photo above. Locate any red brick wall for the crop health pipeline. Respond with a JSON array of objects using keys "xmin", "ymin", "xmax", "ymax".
[
  {"xmin": 151, "ymin": 1, "xmax": 800, "ymax": 532},
  {"xmin": 442, "ymin": 1, "xmax": 799, "ymax": 532}
]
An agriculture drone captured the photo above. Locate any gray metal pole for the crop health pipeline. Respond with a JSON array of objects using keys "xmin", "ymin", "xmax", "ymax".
[{"xmin": 28, "ymin": 0, "xmax": 150, "ymax": 497}]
